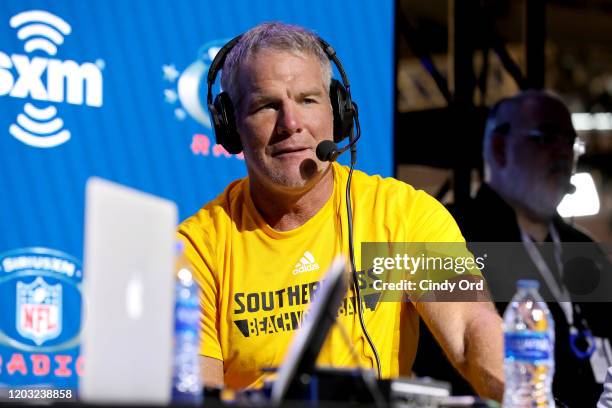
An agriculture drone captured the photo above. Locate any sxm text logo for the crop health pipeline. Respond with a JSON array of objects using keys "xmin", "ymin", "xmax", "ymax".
[{"xmin": 0, "ymin": 10, "xmax": 104, "ymax": 148}]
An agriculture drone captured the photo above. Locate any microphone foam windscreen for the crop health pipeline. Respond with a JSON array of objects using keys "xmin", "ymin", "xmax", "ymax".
[{"xmin": 316, "ymin": 140, "xmax": 337, "ymax": 161}]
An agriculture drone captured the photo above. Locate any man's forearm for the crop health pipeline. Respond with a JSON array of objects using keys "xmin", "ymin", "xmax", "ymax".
[
  {"xmin": 458, "ymin": 307, "xmax": 505, "ymax": 401},
  {"xmin": 416, "ymin": 297, "xmax": 505, "ymax": 402},
  {"xmin": 200, "ymin": 356, "xmax": 224, "ymax": 388}
]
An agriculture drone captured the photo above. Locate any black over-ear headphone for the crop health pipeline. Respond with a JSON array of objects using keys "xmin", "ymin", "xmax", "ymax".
[{"xmin": 206, "ymin": 34, "xmax": 357, "ymax": 155}]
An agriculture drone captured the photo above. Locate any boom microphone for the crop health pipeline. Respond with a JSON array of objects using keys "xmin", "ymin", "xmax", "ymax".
[
  {"xmin": 316, "ymin": 140, "xmax": 339, "ymax": 162},
  {"xmin": 316, "ymin": 131, "xmax": 361, "ymax": 162}
]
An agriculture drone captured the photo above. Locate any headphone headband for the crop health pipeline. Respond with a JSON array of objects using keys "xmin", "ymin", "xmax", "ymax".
[{"xmin": 206, "ymin": 35, "xmax": 243, "ymax": 107}]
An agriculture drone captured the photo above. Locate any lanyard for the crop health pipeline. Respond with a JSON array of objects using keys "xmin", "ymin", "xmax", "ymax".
[
  {"xmin": 520, "ymin": 224, "xmax": 572, "ymax": 325},
  {"xmin": 520, "ymin": 223, "xmax": 595, "ymax": 359}
]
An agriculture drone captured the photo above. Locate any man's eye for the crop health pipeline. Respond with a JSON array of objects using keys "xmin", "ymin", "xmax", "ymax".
[
  {"xmin": 304, "ymin": 98, "xmax": 317, "ymax": 104},
  {"xmin": 255, "ymin": 103, "xmax": 275, "ymax": 112}
]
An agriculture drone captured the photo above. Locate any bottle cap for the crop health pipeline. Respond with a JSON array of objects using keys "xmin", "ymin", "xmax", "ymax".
[{"xmin": 516, "ymin": 279, "xmax": 540, "ymax": 289}]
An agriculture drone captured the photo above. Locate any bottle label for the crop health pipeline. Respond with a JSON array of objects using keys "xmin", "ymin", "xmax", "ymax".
[
  {"xmin": 175, "ymin": 303, "xmax": 199, "ymax": 332},
  {"xmin": 505, "ymin": 332, "xmax": 552, "ymax": 362},
  {"xmin": 175, "ymin": 285, "xmax": 200, "ymax": 334}
]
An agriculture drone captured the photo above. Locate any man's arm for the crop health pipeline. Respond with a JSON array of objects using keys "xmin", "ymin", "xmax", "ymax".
[
  {"xmin": 415, "ymin": 298, "xmax": 504, "ymax": 401},
  {"xmin": 200, "ymin": 356, "xmax": 224, "ymax": 388}
]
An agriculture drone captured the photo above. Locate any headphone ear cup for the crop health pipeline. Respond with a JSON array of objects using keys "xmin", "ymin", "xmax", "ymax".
[
  {"xmin": 212, "ymin": 92, "xmax": 243, "ymax": 154},
  {"xmin": 330, "ymin": 79, "xmax": 355, "ymax": 143}
]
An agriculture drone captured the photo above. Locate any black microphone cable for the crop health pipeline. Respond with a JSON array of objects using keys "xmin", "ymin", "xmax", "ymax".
[
  {"xmin": 343, "ymin": 107, "xmax": 382, "ymax": 380},
  {"xmin": 315, "ymin": 103, "xmax": 382, "ymax": 380}
]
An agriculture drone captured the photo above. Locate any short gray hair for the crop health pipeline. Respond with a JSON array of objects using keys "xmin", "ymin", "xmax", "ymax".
[{"xmin": 220, "ymin": 22, "xmax": 332, "ymax": 109}]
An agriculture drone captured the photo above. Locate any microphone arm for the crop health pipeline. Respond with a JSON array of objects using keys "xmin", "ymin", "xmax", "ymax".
[
  {"xmin": 334, "ymin": 131, "xmax": 361, "ymax": 159},
  {"xmin": 316, "ymin": 102, "xmax": 361, "ymax": 163}
]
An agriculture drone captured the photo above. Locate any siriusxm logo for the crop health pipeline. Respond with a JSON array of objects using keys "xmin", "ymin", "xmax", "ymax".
[
  {"xmin": 0, "ymin": 55, "xmax": 103, "ymax": 106},
  {"xmin": 0, "ymin": 10, "xmax": 104, "ymax": 148}
]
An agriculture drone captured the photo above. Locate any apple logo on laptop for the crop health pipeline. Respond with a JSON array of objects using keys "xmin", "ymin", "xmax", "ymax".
[{"xmin": 126, "ymin": 275, "xmax": 144, "ymax": 320}]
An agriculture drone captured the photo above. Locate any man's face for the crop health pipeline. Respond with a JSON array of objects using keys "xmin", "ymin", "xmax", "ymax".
[
  {"xmin": 234, "ymin": 49, "xmax": 334, "ymax": 193},
  {"xmin": 502, "ymin": 96, "xmax": 576, "ymax": 220}
]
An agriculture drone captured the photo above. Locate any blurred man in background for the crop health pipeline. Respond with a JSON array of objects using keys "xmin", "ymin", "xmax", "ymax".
[
  {"xmin": 460, "ymin": 90, "xmax": 578, "ymax": 242},
  {"xmin": 415, "ymin": 90, "xmax": 612, "ymax": 407}
]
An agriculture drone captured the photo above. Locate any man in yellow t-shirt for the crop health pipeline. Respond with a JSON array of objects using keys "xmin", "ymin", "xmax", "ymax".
[{"xmin": 178, "ymin": 22, "xmax": 504, "ymax": 400}]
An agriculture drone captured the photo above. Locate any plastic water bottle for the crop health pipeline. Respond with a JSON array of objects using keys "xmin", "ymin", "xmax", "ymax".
[
  {"xmin": 172, "ymin": 241, "xmax": 203, "ymax": 405},
  {"xmin": 503, "ymin": 279, "xmax": 555, "ymax": 408}
]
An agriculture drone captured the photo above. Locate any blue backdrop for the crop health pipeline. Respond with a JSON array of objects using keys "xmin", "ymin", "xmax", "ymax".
[{"xmin": 0, "ymin": 0, "xmax": 393, "ymax": 388}]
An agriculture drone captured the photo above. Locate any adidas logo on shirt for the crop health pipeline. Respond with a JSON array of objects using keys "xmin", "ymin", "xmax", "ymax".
[{"xmin": 292, "ymin": 251, "xmax": 320, "ymax": 275}]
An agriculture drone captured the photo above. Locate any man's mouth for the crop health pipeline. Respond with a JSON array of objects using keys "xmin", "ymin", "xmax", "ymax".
[{"xmin": 271, "ymin": 146, "xmax": 310, "ymax": 157}]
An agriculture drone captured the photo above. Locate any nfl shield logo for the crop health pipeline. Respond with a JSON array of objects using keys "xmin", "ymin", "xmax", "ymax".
[{"xmin": 16, "ymin": 277, "xmax": 62, "ymax": 345}]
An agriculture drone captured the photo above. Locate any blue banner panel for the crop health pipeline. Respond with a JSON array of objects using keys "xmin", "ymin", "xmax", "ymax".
[{"xmin": 0, "ymin": 0, "xmax": 393, "ymax": 388}]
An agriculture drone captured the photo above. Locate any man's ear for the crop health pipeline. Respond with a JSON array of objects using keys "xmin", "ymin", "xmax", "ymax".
[{"xmin": 491, "ymin": 132, "xmax": 507, "ymax": 168}]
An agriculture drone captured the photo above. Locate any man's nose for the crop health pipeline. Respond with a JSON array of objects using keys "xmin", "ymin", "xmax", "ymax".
[{"xmin": 276, "ymin": 102, "xmax": 303, "ymax": 135}]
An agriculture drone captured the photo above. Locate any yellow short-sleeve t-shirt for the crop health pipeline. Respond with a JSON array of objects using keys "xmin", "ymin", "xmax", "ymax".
[{"xmin": 177, "ymin": 162, "xmax": 468, "ymax": 390}]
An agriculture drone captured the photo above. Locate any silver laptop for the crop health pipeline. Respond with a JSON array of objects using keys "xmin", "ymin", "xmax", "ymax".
[{"xmin": 80, "ymin": 177, "xmax": 177, "ymax": 405}]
